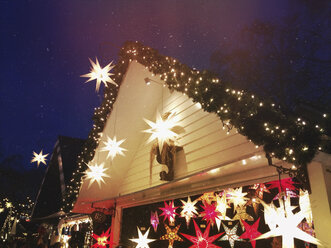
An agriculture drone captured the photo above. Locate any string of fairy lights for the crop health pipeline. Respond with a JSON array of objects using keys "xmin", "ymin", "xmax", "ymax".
[{"xmin": 61, "ymin": 41, "xmax": 328, "ymax": 215}]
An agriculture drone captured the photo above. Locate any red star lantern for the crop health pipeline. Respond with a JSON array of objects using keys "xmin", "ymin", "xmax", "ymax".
[
  {"xmin": 91, "ymin": 228, "xmax": 112, "ymax": 248},
  {"xmin": 181, "ymin": 220, "xmax": 224, "ymax": 248},
  {"xmin": 239, "ymin": 218, "xmax": 262, "ymax": 248},
  {"xmin": 160, "ymin": 201, "xmax": 178, "ymax": 225},
  {"xmin": 200, "ymin": 203, "xmax": 220, "ymax": 225},
  {"xmin": 267, "ymin": 178, "xmax": 297, "ymax": 193}
]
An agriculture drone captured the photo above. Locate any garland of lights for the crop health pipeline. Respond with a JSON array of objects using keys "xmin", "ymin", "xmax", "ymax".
[{"xmin": 62, "ymin": 41, "xmax": 328, "ymax": 212}]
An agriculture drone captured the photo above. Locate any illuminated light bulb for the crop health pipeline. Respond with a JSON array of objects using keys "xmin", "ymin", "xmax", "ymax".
[
  {"xmin": 84, "ymin": 162, "xmax": 110, "ymax": 188},
  {"xmin": 31, "ymin": 150, "xmax": 48, "ymax": 167},
  {"xmin": 100, "ymin": 136, "xmax": 127, "ymax": 160},
  {"xmin": 81, "ymin": 58, "xmax": 117, "ymax": 92}
]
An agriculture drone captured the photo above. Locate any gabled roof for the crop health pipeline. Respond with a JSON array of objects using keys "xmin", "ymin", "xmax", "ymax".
[
  {"xmin": 62, "ymin": 41, "xmax": 328, "ymax": 213},
  {"xmin": 31, "ymin": 136, "xmax": 85, "ymax": 220}
]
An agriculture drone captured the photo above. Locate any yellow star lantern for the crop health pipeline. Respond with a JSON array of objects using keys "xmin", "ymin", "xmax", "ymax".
[
  {"xmin": 160, "ymin": 224, "xmax": 183, "ymax": 248},
  {"xmin": 130, "ymin": 227, "xmax": 155, "ymax": 248},
  {"xmin": 81, "ymin": 58, "xmax": 117, "ymax": 92},
  {"xmin": 31, "ymin": 150, "xmax": 48, "ymax": 167},
  {"xmin": 226, "ymin": 187, "xmax": 248, "ymax": 210},
  {"xmin": 100, "ymin": 135, "xmax": 127, "ymax": 160},
  {"xmin": 143, "ymin": 112, "xmax": 179, "ymax": 153},
  {"xmin": 255, "ymin": 211, "xmax": 321, "ymax": 248},
  {"xmin": 84, "ymin": 162, "xmax": 110, "ymax": 188}
]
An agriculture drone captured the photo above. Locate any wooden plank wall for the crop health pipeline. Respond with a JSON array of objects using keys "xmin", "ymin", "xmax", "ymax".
[{"xmin": 119, "ymin": 88, "xmax": 260, "ymax": 195}]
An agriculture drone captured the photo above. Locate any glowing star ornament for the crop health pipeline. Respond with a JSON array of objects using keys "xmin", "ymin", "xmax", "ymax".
[
  {"xmin": 180, "ymin": 197, "xmax": 198, "ymax": 226},
  {"xmin": 100, "ymin": 136, "xmax": 127, "ymax": 160},
  {"xmin": 91, "ymin": 228, "xmax": 112, "ymax": 248},
  {"xmin": 31, "ymin": 150, "xmax": 48, "ymax": 167},
  {"xmin": 130, "ymin": 227, "xmax": 156, "ymax": 248},
  {"xmin": 227, "ymin": 187, "xmax": 249, "ymax": 210},
  {"xmin": 181, "ymin": 220, "xmax": 224, "ymax": 248},
  {"xmin": 215, "ymin": 194, "xmax": 231, "ymax": 231},
  {"xmin": 255, "ymin": 211, "xmax": 321, "ymax": 248},
  {"xmin": 198, "ymin": 192, "xmax": 217, "ymax": 205},
  {"xmin": 84, "ymin": 162, "xmax": 110, "ymax": 188},
  {"xmin": 232, "ymin": 206, "xmax": 254, "ymax": 224},
  {"xmin": 81, "ymin": 58, "xmax": 117, "ymax": 92},
  {"xmin": 267, "ymin": 178, "xmax": 297, "ymax": 193},
  {"xmin": 143, "ymin": 112, "xmax": 179, "ymax": 153},
  {"xmin": 200, "ymin": 203, "xmax": 221, "ymax": 225},
  {"xmin": 219, "ymin": 223, "xmax": 243, "ymax": 248},
  {"xmin": 239, "ymin": 218, "xmax": 262, "ymax": 248},
  {"xmin": 160, "ymin": 224, "xmax": 183, "ymax": 248},
  {"xmin": 150, "ymin": 211, "xmax": 159, "ymax": 232},
  {"xmin": 159, "ymin": 201, "xmax": 178, "ymax": 225},
  {"xmin": 298, "ymin": 190, "xmax": 313, "ymax": 226}
]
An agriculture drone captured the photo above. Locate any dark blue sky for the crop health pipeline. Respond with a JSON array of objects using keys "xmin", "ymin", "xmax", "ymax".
[{"xmin": 1, "ymin": 0, "xmax": 290, "ymax": 169}]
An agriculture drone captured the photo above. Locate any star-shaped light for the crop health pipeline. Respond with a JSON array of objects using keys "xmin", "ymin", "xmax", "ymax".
[
  {"xmin": 100, "ymin": 135, "xmax": 127, "ymax": 160},
  {"xmin": 200, "ymin": 203, "xmax": 221, "ymax": 225},
  {"xmin": 215, "ymin": 194, "xmax": 231, "ymax": 231},
  {"xmin": 298, "ymin": 190, "xmax": 313, "ymax": 226},
  {"xmin": 198, "ymin": 192, "xmax": 217, "ymax": 205},
  {"xmin": 150, "ymin": 211, "xmax": 159, "ymax": 232},
  {"xmin": 219, "ymin": 223, "xmax": 243, "ymax": 248},
  {"xmin": 84, "ymin": 162, "xmax": 110, "ymax": 188},
  {"xmin": 227, "ymin": 187, "xmax": 248, "ymax": 210},
  {"xmin": 130, "ymin": 227, "xmax": 156, "ymax": 248},
  {"xmin": 239, "ymin": 218, "xmax": 262, "ymax": 248},
  {"xmin": 5, "ymin": 202, "xmax": 12, "ymax": 208},
  {"xmin": 260, "ymin": 200, "xmax": 285, "ymax": 230},
  {"xmin": 181, "ymin": 220, "xmax": 224, "ymax": 248},
  {"xmin": 91, "ymin": 228, "xmax": 112, "ymax": 248},
  {"xmin": 180, "ymin": 197, "xmax": 199, "ymax": 227},
  {"xmin": 143, "ymin": 112, "xmax": 179, "ymax": 153},
  {"xmin": 160, "ymin": 201, "xmax": 178, "ymax": 225},
  {"xmin": 232, "ymin": 206, "xmax": 254, "ymax": 227},
  {"xmin": 267, "ymin": 178, "xmax": 297, "ymax": 193},
  {"xmin": 81, "ymin": 58, "xmax": 117, "ymax": 92},
  {"xmin": 31, "ymin": 150, "xmax": 48, "ymax": 167},
  {"xmin": 250, "ymin": 183, "xmax": 270, "ymax": 199},
  {"xmin": 255, "ymin": 211, "xmax": 321, "ymax": 248},
  {"xmin": 160, "ymin": 224, "xmax": 183, "ymax": 248}
]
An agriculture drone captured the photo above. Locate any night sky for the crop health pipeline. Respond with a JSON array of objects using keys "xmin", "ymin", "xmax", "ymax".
[{"xmin": 1, "ymin": 0, "xmax": 292, "ymax": 170}]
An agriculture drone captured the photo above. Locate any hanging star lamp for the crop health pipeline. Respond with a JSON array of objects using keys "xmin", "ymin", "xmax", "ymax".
[
  {"xmin": 81, "ymin": 58, "xmax": 117, "ymax": 92},
  {"xmin": 181, "ymin": 220, "xmax": 224, "ymax": 248},
  {"xmin": 100, "ymin": 135, "xmax": 127, "ymax": 160},
  {"xmin": 260, "ymin": 200, "xmax": 285, "ymax": 230},
  {"xmin": 31, "ymin": 150, "xmax": 48, "ymax": 167},
  {"xmin": 160, "ymin": 224, "xmax": 183, "ymax": 248},
  {"xmin": 219, "ymin": 223, "xmax": 243, "ymax": 248},
  {"xmin": 180, "ymin": 197, "xmax": 198, "ymax": 227},
  {"xmin": 143, "ymin": 112, "xmax": 179, "ymax": 153},
  {"xmin": 267, "ymin": 178, "xmax": 297, "ymax": 193},
  {"xmin": 232, "ymin": 205, "xmax": 254, "ymax": 228},
  {"xmin": 215, "ymin": 194, "xmax": 231, "ymax": 231},
  {"xmin": 130, "ymin": 227, "xmax": 156, "ymax": 248},
  {"xmin": 91, "ymin": 227, "xmax": 112, "ymax": 248},
  {"xmin": 200, "ymin": 203, "xmax": 221, "ymax": 225},
  {"xmin": 299, "ymin": 189, "xmax": 313, "ymax": 226},
  {"xmin": 239, "ymin": 218, "xmax": 262, "ymax": 248},
  {"xmin": 227, "ymin": 187, "xmax": 249, "ymax": 210},
  {"xmin": 84, "ymin": 162, "xmax": 110, "ymax": 188},
  {"xmin": 159, "ymin": 201, "xmax": 178, "ymax": 225},
  {"xmin": 150, "ymin": 211, "xmax": 159, "ymax": 232},
  {"xmin": 255, "ymin": 211, "xmax": 321, "ymax": 248}
]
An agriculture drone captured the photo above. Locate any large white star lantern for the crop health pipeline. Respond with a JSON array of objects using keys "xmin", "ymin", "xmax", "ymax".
[
  {"xmin": 180, "ymin": 196, "xmax": 199, "ymax": 226},
  {"xmin": 31, "ymin": 150, "xmax": 48, "ymax": 167},
  {"xmin": 130, "ymin": 227, "xmax": 155, "ymax": 248},
  {"xmin": 100, "ymin": 135, "xmax": 127, "ymax": 160},
  {"xmin": 256, "ymin": 211, "xmax": 321, "ymax": 248},
  {"xmin": 226, "ymin": 187, "xmax": 248, "ymax": 210},
  {"xmin": 143, "ymin": 112, "xmax": 180, "ymax": 153},
  {"xmin": 84, "ymin": 162, "xmax": 110, "ymax": 188},
  {"xmin": 81, "ymin": 58, "xmax": 117, "ymax": 92}
]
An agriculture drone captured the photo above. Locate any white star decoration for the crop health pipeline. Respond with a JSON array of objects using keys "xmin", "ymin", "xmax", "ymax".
[
  {"xmin": 130, "ymin": 227, "xmax": 155, "ymax": 248},
  {"xmin": 100, "ymin": 135, "xmax": 127, "ymax": 160},
  {"xmin": 255, "ymin": 211, "xmax": 321, "ymax": 248},
  {"xmin": 215, "ymin": 194, "xmax": 230, "ymax": 231},
  {"xmin": 180, "ymin": 196, "xmax": 199, "ymax": 226},
  {"xmin": 219, "ymin": 223, "xmax": 243, "ymax": 248},
  {"xmin": 81, "ymin": 58, "xmax": 117, "ymax": 92},
  {"xmin": 143, "ymin": 112, "xmax": 179, "ymax": 153},
  {"xmin": 31, "ymin": 150, "xmax": 48, "ymax": 167},
  {"xmin": 226, "ymin": 187, "xmax": 248, "ymax": 210},
  {"xmin": 299, "ymin": 189, "xmax": 313, "ymax": 226},
  {"xmin": 84, "ymin": 162, "xmax": 110, "ymax": 188}
]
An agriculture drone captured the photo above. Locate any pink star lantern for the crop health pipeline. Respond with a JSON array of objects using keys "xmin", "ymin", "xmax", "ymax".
[
  {"xmin": 267, "ymin": 178, "xmax": 297, "ymax": 193},
  {"xmin": 181, "ymin": 220, "xmax": 224, "ymax": 248},
  {"xmin": 200, "ymin": 203, "xmax": 221, "ymax": 225},
  {"xmin": 239, "ymin": 218, "xmax": 262, "ymax": 248},
  {"xmin": 150, "ymin": 211, "xmax": 159, "ymax": 232},
  {"xmin": 159, "ymin": 201, "xmax": 178, "ymax": 225}
]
